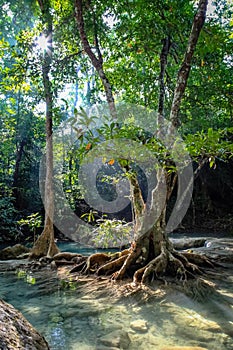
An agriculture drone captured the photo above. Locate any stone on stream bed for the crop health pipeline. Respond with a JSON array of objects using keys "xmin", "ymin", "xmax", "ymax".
[
  {"xmin": 99, "ymin": 329, "xmax": 131, "ymax": 349},
  {"xmin": 161, "ymin": 347, "xmax": 208, "ymax": 350},
  {"xmin": 130, "ymin": 319, "xmax": 148, "ymax": 332}
]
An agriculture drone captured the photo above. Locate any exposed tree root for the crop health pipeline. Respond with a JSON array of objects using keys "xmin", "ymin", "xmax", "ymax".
[
  {"xmin": 69, "ymin": 244, "xmax": 217, "ymax": 294},
  {"xmin": 181, "ymin": 251, "xmax": 216, "ymax": 268},
  {"xmin": 97, "ymin": 254, "xmax": 128, "ymax": 276}
]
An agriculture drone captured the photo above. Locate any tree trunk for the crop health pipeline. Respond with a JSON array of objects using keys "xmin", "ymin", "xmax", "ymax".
[
  {"xmin": 74, "ymin": 0, "xmax": 117, "ymax": 119},
  {"xmin": 170, "ymin": 0, "xmax": 208, "ymax": 128},
  {"xmin": 30, "ymin": 0, "xmax": 59, "ymax": 259},
  {"xmin": 157, "ymin": 36, "xmax": 171, "ymax": 129},
  {"xmin": 72, "ymin": 0, "xmax": 211, "ymax": 286}
]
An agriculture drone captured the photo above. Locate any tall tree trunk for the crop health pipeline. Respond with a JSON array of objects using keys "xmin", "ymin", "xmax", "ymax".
[
  {"xmin": 77, "ymin": 0, "xmax": 210, "ymax": 285},
  {"xmin": 74, "ymin": 0, "xmax": 117, "ymax": 119},
  {"xmin": 170, "ymin": 0, "xmax": 208, "ymax": 128},
  {"xmin": 30, "ymin": 0, "xmax": 59, "ymax": 259}
]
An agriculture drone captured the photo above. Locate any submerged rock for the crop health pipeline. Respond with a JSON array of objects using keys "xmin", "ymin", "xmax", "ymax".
[
  {"xmin": 161, "ymin": 347, "xmax": 208, "ymax": 350},
  {"xmin": 99, "ymin": 329, "xmax": 131, "ymax": 349},
  {"xmin": 0, "ymin": 299, "xmax": 49, "ymax": 349},
  {"xmin": 96, "ymin": 347, "xmax": 119, "ymax": 350},
  {"xmin": 130, "ymin": 319, "xmax": 148, "ymax": 332}
]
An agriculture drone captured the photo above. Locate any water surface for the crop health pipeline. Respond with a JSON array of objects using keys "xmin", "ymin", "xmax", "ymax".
[{"xmin": 0, "ymin": 243, "xmax": 232, "ymax": 349}]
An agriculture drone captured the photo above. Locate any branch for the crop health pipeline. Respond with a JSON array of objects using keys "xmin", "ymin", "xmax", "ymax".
[
  {"xmin": 55, "ymin": 50, "xmax": 83, "ymax": 66},
  {"xmin": 93, "ymin": 11, "xmax": 103, "ymax": 64},
  {"xmin": 75, "ymin": 0, "xmax": 100, "ymax": 69}
]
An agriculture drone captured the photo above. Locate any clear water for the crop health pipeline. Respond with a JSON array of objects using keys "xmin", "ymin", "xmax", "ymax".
[{"xmin": 0, "ymin": 244, "xmax": 233, "ymax": 350}]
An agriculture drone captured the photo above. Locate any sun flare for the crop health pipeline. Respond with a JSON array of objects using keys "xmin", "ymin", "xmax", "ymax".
[{"xmin": 35, "ymin": 34, "xmax": 52, "ymax": 54}]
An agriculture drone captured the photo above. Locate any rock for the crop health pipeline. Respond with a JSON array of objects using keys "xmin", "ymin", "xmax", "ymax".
[
  {"xmin": 96, "ymin": 347, "xmax": 119, "ymax": 350},
  {"xmin": 49, "ymin": 312, "xmax": 64, "ymax": 323},
  {"xmin": 99, "ymin": 330, "xmax": 131, "ymax": 349},
  {"xmin": 171, "ymin": 238, "xmax": 206, "ymax": 250},
  {"xmin": 53, "ymin": 252, "xmax": 82, "ymax": 261},
  {"xmin": 130, "ymin": 319, "xmax": 148, "ymax": 332},
  {"xmin": 161, "ymin": 347, "xmax": 208, "ymax": 350},
  {"xmin": 0, "ymin": 299, "xmax": 49, "ymax": 349},
  {"xmin": 0, "ymin": 244, "xmax": 30, "ymax": 260}
]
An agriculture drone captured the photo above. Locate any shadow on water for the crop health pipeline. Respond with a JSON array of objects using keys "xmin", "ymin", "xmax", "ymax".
[{"xmin": 0, "ymin": 245, "xmax": 233, "ymax": 349}]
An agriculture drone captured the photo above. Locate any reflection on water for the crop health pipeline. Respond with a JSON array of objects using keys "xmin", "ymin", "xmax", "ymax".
[{"xmin": 0, "ymin": 246, "xmax": 233, "ymax": 349}]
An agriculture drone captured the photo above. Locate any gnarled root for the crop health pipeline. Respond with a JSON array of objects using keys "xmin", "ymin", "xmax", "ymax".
[
  {"xmin": 114, "ymin": 245, "xmax": 142, "ymax": 280},
  {"xmin": 68, "ymin": 245, "xmax": 216, "ymax": 292},
  {"xmin": 80, "ymin": 249, "xmax": 131, "ymax": 275},
  {"xmin": 133, "ymin": 246, "xmax": 167, "ymax": 284},
  {"xmin": 84, "ymin": 253, "xmax": 111, "ymax": 274},
  {"xmin": 134, "ymin": 249, "xmax": 208, "ymax": 285},
  {"xmin": 181, "ymin": 251, "xmax": 216, "ymax": 268},
  {"xmin": 97, "ymin": 255, "xmax": 128, "ymax": 276}
]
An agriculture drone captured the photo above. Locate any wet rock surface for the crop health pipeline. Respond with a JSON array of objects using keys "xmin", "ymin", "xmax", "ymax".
[
  {"xmin": 170, "ymin": 234, "xmax": 233, "ymax": 262},
  {"xmin": 130, "ymin": 319, "xmax": 148, "ymax": 333},
  {"xmin": 160, "ymin": 347, "xmax": 208, "ymax": 350},
  {"xmin": 0, "ymin": 299, "xmax": 49, "ymax": 350},
  {"xmin": 99, "ymin": 329, "xmax": 131, "ymax": 349}
]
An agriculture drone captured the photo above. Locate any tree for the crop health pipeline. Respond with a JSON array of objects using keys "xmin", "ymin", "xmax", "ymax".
[
  {"xmin": 72, "ymin": 0, "xmax": 215, "ymax": 287},
  {"xmin": 0, "ymin": 3, "xmax": 45, "ymax": 240},
  {"xmin": 30, "ymin": 0, "xmax": 59, "ymax": 259},
  {"xmin": 75, "ymin": 0, "xmax": 117, "ymax": 119}
]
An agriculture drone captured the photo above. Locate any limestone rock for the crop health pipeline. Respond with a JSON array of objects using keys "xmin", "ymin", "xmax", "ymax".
[
  {"xmin": 0, "ymin": 299, "xmax": 49, "ymax": 349},
  {"xmin": 171, "ymin": 238, "xmax": 206, "ymax": 250},
  {"xmin": 99, "ymin": 329, "xmax": 131, "ymax": 349},
  {"xmin": 0, "ymin": 244, "xmax": 30, "ymax": 260},
  {"xmin": 130, "ymin": 319, "xmax": 148, "ymax": 332}
]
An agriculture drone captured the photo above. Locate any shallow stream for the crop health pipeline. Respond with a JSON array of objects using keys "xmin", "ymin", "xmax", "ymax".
[{"xmin": 0, "ymin": 242, "xmax": 233, "ymax": 350}]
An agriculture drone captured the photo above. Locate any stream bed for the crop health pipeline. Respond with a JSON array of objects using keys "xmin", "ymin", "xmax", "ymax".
[{"xmin": 0, "ymin": 242, "xmax": 233, "ymax": 350}]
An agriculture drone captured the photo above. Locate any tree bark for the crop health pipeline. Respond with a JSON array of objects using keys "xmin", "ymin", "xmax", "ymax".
[
  {"xmin": 170, "ymin": 0, "xmax": 208, "ymax": 128},
  {"xmin": 30, "ymin": 0, "xmax": 59, "ymax": 259},
  {"xmin": 74, "ymin": 0, "xmax": 117, "ymax": 119},
  {"xmin": 157, "ymin": 36, "xmax": 171, "ymax": 128}
]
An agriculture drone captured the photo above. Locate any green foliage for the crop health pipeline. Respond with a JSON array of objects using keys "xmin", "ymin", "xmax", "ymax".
[
  {"xmin": 185, "ymin": 127, "xmax": 233, "ymax": 161},
  {"xmin": 93, "ymin": 218, "xmax": 132, "ymax": 248},
  {"xmin": 0, "ymin": 196, "xmax": 18, "ymax": 241},
  {"xmin": 59, "ymin": 278, "xmax": 77, "ymax": 291},
  {"xmin": 17, "ymin": 269, "xmax": 36, "ymax": 285},
  {"xmin": 18, "ymin": 212, "xmax": 42, "ymax": 243},
  {"xmin": 81, "ymin": 210, "xmax": 98, "ymax": 223}
]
